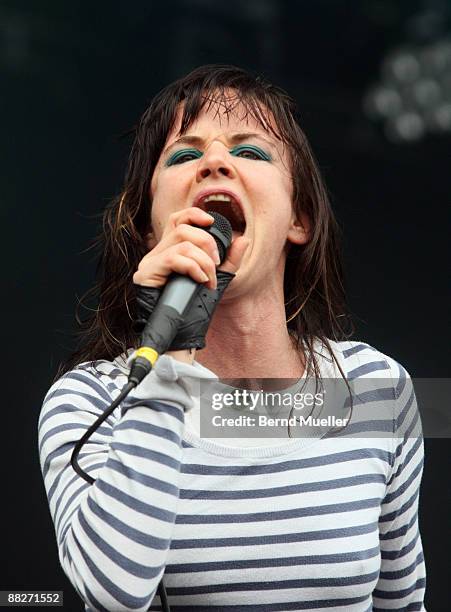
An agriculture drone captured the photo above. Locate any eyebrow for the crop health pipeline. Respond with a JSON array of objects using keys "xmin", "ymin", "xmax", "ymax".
[{"xmin": 163, "ymin": 132, "xmax": 278, "ymax": 155}]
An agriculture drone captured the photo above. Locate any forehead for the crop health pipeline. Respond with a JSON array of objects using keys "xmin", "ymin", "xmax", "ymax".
[{"xmin": 165, "ymin": 96, "xmax": 282, "ymax": 147}]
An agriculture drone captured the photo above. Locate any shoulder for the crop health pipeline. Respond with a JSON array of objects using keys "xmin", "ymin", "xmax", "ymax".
[
  {"xmin": 313, "ymin": 340, "xmax": 422, "ymax": 453},
  {"xmin": 45, "ymin": 358, "xmax": 127, "ymax": 399},
  {"xmin": 39, "ymin": 355, "xmax": 129, "ymax": 426},
  {"xmin": 315, "ymin": 338, "xmax": 415, "ymax": 409},
  {"xmin": 323, "ymin": 340, "xmax": 419, "ymax": 433},
  {"xmin": 322, "ymin": 339, "xmax": 411, "ymax": 386}
]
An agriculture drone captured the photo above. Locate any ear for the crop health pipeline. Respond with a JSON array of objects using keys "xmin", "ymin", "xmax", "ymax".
[{"xmin": 287, "ymin": 211, "xmax": 310, "ymax": 245}]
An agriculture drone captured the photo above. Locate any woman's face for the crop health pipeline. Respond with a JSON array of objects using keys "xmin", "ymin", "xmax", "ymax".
[{"xmin": 149, "ymin": 99, "xmax": 309, "ymax": 295}]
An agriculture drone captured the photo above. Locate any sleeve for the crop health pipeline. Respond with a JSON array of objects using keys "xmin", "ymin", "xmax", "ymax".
[
  {"xmin": 38, "ymin": 356, "xmax": 215, "ymax": 612},
  {"xmin": 372, "ymin": 360, "xmax": 427, "ymax": 611}
]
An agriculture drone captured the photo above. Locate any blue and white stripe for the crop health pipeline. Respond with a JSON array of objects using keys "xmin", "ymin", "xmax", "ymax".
[{"xmin": 39, "ymin": 340, "xmax": 426, "ymax": 611}]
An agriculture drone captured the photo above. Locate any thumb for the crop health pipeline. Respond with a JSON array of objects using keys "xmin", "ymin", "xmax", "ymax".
[{"xmin": 218, "ymin": 236, "xmax": 250, "ymax": 275}]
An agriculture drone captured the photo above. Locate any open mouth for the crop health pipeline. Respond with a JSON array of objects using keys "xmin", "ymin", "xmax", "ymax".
[{"xmin": 194, "ymin": 193, "xmax": 246, "ymax": 233}]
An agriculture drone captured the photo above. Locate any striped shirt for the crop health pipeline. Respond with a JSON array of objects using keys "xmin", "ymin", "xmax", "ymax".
[{"xmin": 39, "ymin": 340, "xmax": 426, "ymax": 611}]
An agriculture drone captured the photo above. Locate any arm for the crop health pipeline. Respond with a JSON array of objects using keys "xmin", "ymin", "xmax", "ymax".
[
  {"xmin": 39, "ymin": 354, "xmax": 213, "ymax": 612},
  {"xmin": 373, "ymin": 361, "xmax": 427, "ymax": 611}
]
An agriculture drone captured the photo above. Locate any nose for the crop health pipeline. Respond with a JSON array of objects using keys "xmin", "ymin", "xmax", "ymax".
[{"xmin": 196, "ymin": 141, "xmax": 236, "ymax": 182}]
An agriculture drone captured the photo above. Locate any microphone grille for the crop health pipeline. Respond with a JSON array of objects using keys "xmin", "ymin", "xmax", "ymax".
[
  {"xmin": 207, "ymin": 211, "xmax": 233, "ymax": 243},
  {"xmin": 206, "ymin": 211, "xmax": 233, "ymax": 264}
]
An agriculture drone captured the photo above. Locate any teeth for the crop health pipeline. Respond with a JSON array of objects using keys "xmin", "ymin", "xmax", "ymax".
[{"xmin": 202, "ymin": 194, "xmax": 233, "ymax": 203}]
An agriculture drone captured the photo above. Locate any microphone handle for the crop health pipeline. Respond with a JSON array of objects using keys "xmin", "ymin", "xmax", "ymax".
[
  {"xmin": 128, "ymin": 276, "xmax": 200, "ymax": 385},
  {"xmin": 141, "ymin": 273, "xmax": 200, "ymax": 353},
  {"xmin": 158, "ymin": 274, "xmax": 200, "ymax": 314}
]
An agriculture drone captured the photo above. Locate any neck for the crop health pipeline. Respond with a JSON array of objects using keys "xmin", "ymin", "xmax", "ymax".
[{"xmin": 195, "ymin": 290, "xmax": 305, "ymax": 387}]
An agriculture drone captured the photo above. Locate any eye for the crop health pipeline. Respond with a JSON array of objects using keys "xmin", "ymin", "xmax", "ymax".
[
  {"xmin": 166, "ymin": 148, "xmax": 203, "ymax": 166},
  {"xmin": 230, "ymin": 144, "xmax": 272, "ymax": 161}
]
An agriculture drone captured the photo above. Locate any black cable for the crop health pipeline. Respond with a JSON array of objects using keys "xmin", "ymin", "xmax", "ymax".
[
  {"xmin": 71, "ymin": 381, "xmax": 135, "ymax": 484},
  {"xmin": 70, "ymin": 379, "xmax": 171, "ymax": 612}
]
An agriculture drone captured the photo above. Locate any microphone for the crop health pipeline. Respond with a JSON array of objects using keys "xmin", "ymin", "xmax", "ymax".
[{"xmin": 128, "ymin": 211, "xmax": 233, "ymax": 386}]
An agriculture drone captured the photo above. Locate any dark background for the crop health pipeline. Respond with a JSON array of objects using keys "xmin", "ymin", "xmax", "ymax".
[{"xmin": 2, "ymin": 1, "xmax": 449, "ymax": 610}]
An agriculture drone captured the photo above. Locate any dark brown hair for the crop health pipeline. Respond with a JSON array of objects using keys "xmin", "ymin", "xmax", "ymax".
[{"xmin": 58, "ymin": 64, "xmax": 353, "ymax": 379}]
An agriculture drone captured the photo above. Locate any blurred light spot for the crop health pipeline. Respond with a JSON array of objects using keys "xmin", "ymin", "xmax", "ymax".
[
  {"xmin": 383, "ymin": 50, "xmax": 421, "ymax": 83},
  {"xmin": 385, "ymin": 112, "xmax": 425, "ymax": 142},
  {"xmin": 364, "ymin": 85, "xmax": 402, "ymax": 118},
  {"xmin": 413, "ymin": 78, "xmax": 442, "ymax": 107},
  {"xmin": 431, "ymin": 102, "xmax": 451, "ymax": 131}
]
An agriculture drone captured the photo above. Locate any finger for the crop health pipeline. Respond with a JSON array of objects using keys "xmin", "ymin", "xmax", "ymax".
[
  {"xmin": 150, "ymin": 224, "xmax": 220, "ymax": 263},
  {"xmin": 164, "ymin": 208, "xmax": 215, "ymax": 235},
  {"xmin": 218, "ymin": 236, "xmax": 250, "ymax": 275},
  {"xmin": 134, "ymin": 243, "xmax": 218, "ymax": 289},
  {"xmin": 146, "ymin": 208, "xmax": 213, "ymax": 251},
  {"xmin": 176, "ymin": 242, "xmax": 218, "ymax": 290}
]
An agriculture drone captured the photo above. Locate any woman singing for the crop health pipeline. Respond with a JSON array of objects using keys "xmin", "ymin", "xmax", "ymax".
[{"xmin": 39, "ymin": 65, "xmax": 426, "ymax": 611}]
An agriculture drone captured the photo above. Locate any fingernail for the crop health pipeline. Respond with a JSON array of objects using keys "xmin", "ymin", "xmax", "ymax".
[{"xmin": 213, "ymin": 251, "xmax": 221, "ymax": 265}]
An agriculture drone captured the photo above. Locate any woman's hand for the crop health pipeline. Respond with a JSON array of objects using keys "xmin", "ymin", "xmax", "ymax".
[
  {"xmin": 134, "ymin": 208, "xmax": 221, "ymax": 290},
  {"xmin": 133, "ymin": 207, "xmax": 249, "ymax": 291}
]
